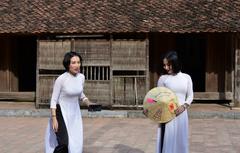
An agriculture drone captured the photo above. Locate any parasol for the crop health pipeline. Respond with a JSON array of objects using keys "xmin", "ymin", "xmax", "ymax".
[{"xmin": 143, "ymin": 87, "xmax": 179, "ymax": 123}]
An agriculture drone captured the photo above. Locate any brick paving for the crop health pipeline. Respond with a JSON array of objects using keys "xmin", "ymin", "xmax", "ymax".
[{"xmin": 0, "ymin": 117, "xmax": 240, "ymax": 153}]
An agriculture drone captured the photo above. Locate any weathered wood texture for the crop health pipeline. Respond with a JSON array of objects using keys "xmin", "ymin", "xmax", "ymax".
[
  {"xmin": 38, "ymin": 40, "xmax": 71, "ymax": 70},
  {"xmin": 84, "ymin": 80, "xmax": 110, "ymax": 106},
  {"xmin": 36, "ymin": 39, "xmax": 148, "ymax": 107},
  {"xmin": 74, "ymin": 40, "xmax": 111, "ymax": 105},
  {"xmin": 206, "ymin": 34, "xmax": 233, "ymax": 92},
  {"xmin": 194, "ymin": 92, "xmax": 233, "ymax": 100},
  {"xmin": 112, "ymin": 40, "xmax": 146, "ymax": 70},
  {"xmin": 37, "ymin": 40, "xmax": 71, "ymax": 107},
  {"xmin": 74, "ymin": 40, "xmax": 110, "ymax": 66},
  {"xmin": 0, "ymin": 38, "xmax": 18, "ymax": 92},
  {"xmin": 0, "ymin": 92, "xmax": 35, "ymax": 101},
  {"xmin": 36, "ymin": 75, "xmax": 58, "ymax": 106},
  {"xmin": 111, "ymin": 40, "xmax": 148, "ymax": 106},
  {"xmin": 234, "ymin": 34, "xmax": 240, "ymax": 106},
  {"xmin": 112, "ymin": 77, "xmax": 146, "ymax": 105},
  {"xmin": 149, "ymin": 33, "xmax": 234, "ymax": 101}
]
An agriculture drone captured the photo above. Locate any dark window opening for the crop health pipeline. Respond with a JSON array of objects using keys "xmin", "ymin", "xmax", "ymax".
[
  {"xmin": 82, "ymin": 66, "xmax": 110, "ymax": 80},
  {"xmin": 17, "ymin": 36, "xmax": 37, "ymax": 91}
]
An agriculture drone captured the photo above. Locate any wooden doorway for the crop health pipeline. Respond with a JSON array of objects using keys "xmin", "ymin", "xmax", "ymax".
[
  {"xmin": 149, "ymin": 33, "xmax": 234, "ymax": 101},
  {"xmin": 176, "ymin": 34, "xmax": 206, "ymax": 92},
  {"xmin": 0, "ymin": 36, "xmax": 36, "ymax": 101}
]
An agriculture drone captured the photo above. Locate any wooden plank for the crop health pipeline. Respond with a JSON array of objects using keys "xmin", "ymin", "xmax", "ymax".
[
  {"xmin": 145, "ymin": 37, "xmax": 150, "ymax": 92},
  {"xmin": 206, "ymin": 34, "xmax": 228, "ymax": 92},
  {"xmin": 224, "ymin": 34, "xmax": 234, "ymax": 92},
  {"xmin": 234, "ymin": 34, "xmax": 240, "ymax": 106},
  {"xmin": 84, "ymin": 80, "xmax": 111, "ymax": 106},
  {"xmin": 54, "ymin": 41, "xmax": 71, "ymax": 69},
  {"xmin": 33, "ymin": 89, "xmax": 233, "ymax": 105},
  {"xmin": 39, "ymin": 40, "xmax": 71, "ymax": 70},
  {"xmin": 206, "ymin": 35, "xmax": 218, "ymax": 92},
  {"xmin": 0, "ymin": 92, "xmax": 35, "ymax": 101},
  {"xmin": 194, "ymin": 92, "xmax": 233, "ymax": 100},
  {"xmin": 11, "ymin": 40, "xmax": 19, "ymax": 92},
  {"xmin": 112, "ymin": 92, "xmax": 233, "ymax": 107},
  {"xmin": 37, "ymin": 75, "xmax": 58, "ymax": 105},
  {"xmin": 0, "ymin": 39, "xmax": 9, "ymax": 91},
  {"xmin": 0, "ymin": 37, "xmax": 19, "ymax": 92},
  {"xmin": 74, "ymin": 40, "xmax": 110, "ymax": 66},
  {"xmin": 39, "ymin": 41, "xmax": 55, "ymax": 69},
  {"xmin": 110, "ymin": 36, "xmax": 113, "ymax": 106},
  {"xmin": 112, "ymin": 77, "xmax": 146, "ymax": 105},
  {"xmin": 112, "ymin": 40, "xmax": 147, "ymax": 70}
]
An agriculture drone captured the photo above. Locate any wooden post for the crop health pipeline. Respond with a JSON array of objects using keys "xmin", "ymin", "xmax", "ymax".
[
  {"xmin": 110, "ymin": 35, "xmax": 113, "ymax": 107},
  {"xmin": 36, "ymin": 39, "xmax": 40, "ymax": 108},
  {"xmin": 234, "ymin": 34, "xmax": 240, "ymax": 107}
]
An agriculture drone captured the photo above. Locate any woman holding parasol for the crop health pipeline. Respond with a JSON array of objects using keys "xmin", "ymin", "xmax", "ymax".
[{"xmin": 156, "ymin": 51, "xmax": 193, "ymax": 153}]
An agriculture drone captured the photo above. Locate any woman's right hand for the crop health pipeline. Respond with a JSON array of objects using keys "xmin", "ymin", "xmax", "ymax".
[{"xmin": 52, "ymin": 117, "xmax": 58, "ymax": 132}]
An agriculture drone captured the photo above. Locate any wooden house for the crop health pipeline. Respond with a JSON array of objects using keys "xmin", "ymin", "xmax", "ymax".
[{"xmin": 0, "ymin": 1, "xmax": 240, "ymax": 108}]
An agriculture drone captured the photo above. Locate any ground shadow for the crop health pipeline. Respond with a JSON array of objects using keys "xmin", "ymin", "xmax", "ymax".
[{"xmin": 114, "ymin": 144, "xmax": 145, "ymax": 153}]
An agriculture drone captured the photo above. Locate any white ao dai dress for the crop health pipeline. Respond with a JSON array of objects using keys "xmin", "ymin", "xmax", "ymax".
[
  {"xmin": 156, "ymin": 72, "xmax": 193, "ymax": 153},
  {"xmin": 45, "ymin": 72, "xmax": 86, "ymax": 153}
]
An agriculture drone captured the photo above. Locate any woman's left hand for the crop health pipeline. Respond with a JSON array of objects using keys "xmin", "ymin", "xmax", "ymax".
[
  {"xmin": 175, "ymin": 105, "xmax": 186, "ymax": 116},
  {"xmin": 83, "ymin": 98, "xmax": 94, "ymax": 107}
]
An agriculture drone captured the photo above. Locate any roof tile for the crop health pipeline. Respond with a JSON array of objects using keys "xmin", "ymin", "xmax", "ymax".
[{"xmin": 0, "ymin": 0, "xmax": 240, "ymax": 33}]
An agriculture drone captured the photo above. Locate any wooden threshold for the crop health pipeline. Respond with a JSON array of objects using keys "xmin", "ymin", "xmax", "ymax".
[
  {"xmin": 0, "ymin": 92, "xmax": 35, "ymax": 102},
  {"xmin": 194, "ymin": 92, "xmax": 233, "ymax": 100},
  {"xmin": 0, "ymin": 91, "xmax": 233, "ymax": 103}
]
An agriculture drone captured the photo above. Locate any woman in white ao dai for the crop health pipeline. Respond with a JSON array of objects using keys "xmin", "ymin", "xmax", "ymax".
[
  {"xmin": 45, "ymin": 51, "xmax": 93, "ymax": 153},
  {"xmin": 156, "ymin": 51, "xmax": 193, "ymax": 153}
]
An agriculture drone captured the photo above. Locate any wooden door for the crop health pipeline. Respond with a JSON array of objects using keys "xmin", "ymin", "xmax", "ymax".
[{"xmin": 112, "ymin": 40, "xmax": 149, "ymax": 106}]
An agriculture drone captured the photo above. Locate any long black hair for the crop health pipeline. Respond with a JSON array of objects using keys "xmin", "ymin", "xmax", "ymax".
[
  {"xmin": 63, "ymin": 51, "xmax": 83, "ymax": 72},
  {"xmin": 163, "ymin": 51, "xmax": 181, "ymax": 74}
]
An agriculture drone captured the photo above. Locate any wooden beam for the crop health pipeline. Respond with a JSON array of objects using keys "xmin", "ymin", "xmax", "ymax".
[
  {"xmin": 194, "ymin": 92, "xmax": 233, "ymax": 100},
  {"xmin": 0, "ymin": 91, "xmax": 233, "ymax": 104},
  {"xmin": 0, "ymin": 92, "xmax": 35, "ymax": 101}
]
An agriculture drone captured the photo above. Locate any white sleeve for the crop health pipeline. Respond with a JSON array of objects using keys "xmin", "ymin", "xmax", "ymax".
[
  {"xmin": 185, "ymin": 75, "xmax": 194, "ymax": 105},
  {"xmin": 80, "ymin": 92, "xmax": 87, "ymax": 100},
  {"xmin": 157, "ymin": 75, "xmax": 165, "ymax": 87},
  {"xmin": 79, "ymin": 75, "xmax": 87, "ymax": 100},
  {"xmin": 50, "ymin": 77, "xmax": 62, "ymax": 109}
]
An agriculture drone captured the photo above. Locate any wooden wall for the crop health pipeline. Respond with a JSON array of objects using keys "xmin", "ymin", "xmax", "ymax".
[
  {"xmin": 36, "ymin": 38, "xmax": 149, "ymax": 107},
  {"xmin": 0, "ymin": 37, "xmax": 18, "ymax": 92},
  {"xmin": 206, "ymin": 34, "xmax": 233, "ymax": 92},
  {"xmin": 1, "ymin": 33, "xmax": 235, "ymax": 104},
  {"xmin": 111, "ymin": 40, "xmax": 148, "ymax": 106},
  {"xmin": 37, "ymin": 40, "xmax": 71, "ymax": 106},
  {"xmin": 74, "ymin": 40, "xmax": 111, "ymax": 106}
]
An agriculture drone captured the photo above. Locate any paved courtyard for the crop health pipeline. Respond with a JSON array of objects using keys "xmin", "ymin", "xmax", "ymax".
[{"xmin": 0, "ymin": 117, "xmax": 239, "ymax": 153}]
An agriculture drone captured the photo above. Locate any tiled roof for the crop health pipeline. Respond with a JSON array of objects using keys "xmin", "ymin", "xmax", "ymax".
[{"xmin": 0, "ymin": 0, "xmax": 240, "ymax": 34}]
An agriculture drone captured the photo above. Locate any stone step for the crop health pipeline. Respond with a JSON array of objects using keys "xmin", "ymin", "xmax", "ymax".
[{"xmin": 0, "ymin": 102, "xmax": 240, "ymax": 119}]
